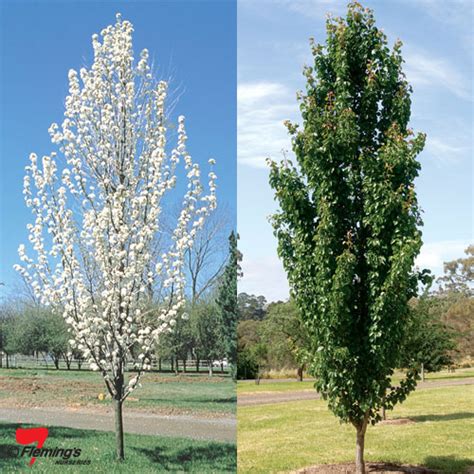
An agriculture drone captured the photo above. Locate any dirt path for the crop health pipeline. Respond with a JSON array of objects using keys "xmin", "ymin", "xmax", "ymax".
[
  {"xmin": 238, "ymin": 378, "xmax": 474, "ymax": 407},
  {"xmin": 0, "ymin": 407, "xmax": 236, "ymax": 442}
]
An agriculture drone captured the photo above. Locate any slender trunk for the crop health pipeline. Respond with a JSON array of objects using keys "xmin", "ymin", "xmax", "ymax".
[
  {"xmin": 0, "ymin": 353, "xmax": 2, "ymax": 368},
  {"xmin": 221, "ymin": 362, "xmax": 224, "ymax": 373},
  {"xmin": 53, "ymin": 357, "xmax": 59, "ymax": 370},
  {"xmin": 175, "ymin": 357, "xmax": 179, "ymax": 375},
  {"xmin": 183, "ymin": 359, "xmax": 187, "ymax": 373},
  {"xmin": 355, "ymin": 415, "xmax": 369, "ymax": 474},
  {"xmin": 6, "ymin": 354, "xmax": 9, "ymax": 369},
  {"xmin": 208, "ymin": 361, "xmax": 213, "ymax": 377},
  {"xmin": 170, "ymin": 358, "xmax": 174, "ymax": 372},
  {"xmin": 196, "ymin": 358, "xmax": 200, "ymax": 373},
  {"xmin": 114, "ymin": 398, "xmax": 124, "ymax": 461},
  {"xmin": 421, "ymin": 362, "xmax": 425, "ymax": 382},
  {"xmin": 297, "ymin": 366, "xmax": 303, "ymax": 382},
  {"xmin": 158, "ymin": 357, "xmax": 162, "ymax": 372}
]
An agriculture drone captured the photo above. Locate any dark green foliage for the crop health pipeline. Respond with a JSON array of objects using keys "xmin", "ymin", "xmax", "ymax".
[
  {"xmin": 0, "ymin": 305, "xmax": 70, "ymax": 368},
  {"xmin": 237, "ymin": 293, "xmax": 267, "ymax": 321},
  {"xmin": 269, "ymin": 1, "xmax": 425, "ymax": 436},
  {"xmin": 237, "ymin": 319, "xmax": 262, "ymax": 380},
  {"xmin": 237, "ymin": 348, "xmax": 258, "ymax": 380},
  {"xmin": 191, "ymin": 300, "xmax": 225, "ymax": 366},
  {"xmin": 401, "ymin": 296, "xmax": 457, "ymax": 372},
  {"xmin": 216, "ymin": 232, "xmax": 240, "ymax": 378},
  {"xmin": 262, "ymin": 300, "xmax": 311, "ymax": 372}
]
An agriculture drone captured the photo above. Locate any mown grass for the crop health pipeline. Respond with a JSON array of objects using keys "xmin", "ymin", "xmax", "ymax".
[
  {"xmin": 0, "ymin": 368, "xmax": 236, "ymax": 415},
  {"xmin": 237, "ymin": 368, "xmax": 474, "ymax": 394},
  {"xmin": 0, "ymin": 422, "xmax": 236, "ymax": 473},
  {"xmin": 238, "ymin": 385, "xmax": 474, "ymax": 473}
]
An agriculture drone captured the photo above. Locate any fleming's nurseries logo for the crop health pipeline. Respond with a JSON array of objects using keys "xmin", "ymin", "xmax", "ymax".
[{"xmin": 14, "ymin": 427, "xmax": 87, "ymax": 466}]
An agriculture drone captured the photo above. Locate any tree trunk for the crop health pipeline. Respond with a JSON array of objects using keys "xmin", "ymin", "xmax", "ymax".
[
  {"xmin": 6, "ymin": 354, "xmax": 9, "ymax": 369},
  {"xmin": 355, "ymin": 415, "xmax": 369, "ymax": 474},
  {"xmin": 208, "ymin": 361, "xmax": 213, "ymax": 377},
  {"xmin": 53, "ymin": 357, "xmax": 59, "ymax": 370},
  {"xmin": 196, "ymin": 358, "xmax": 200, "ymax": 373},
  {"xmin": 158, "ymin": 357, "xmax": 162, "ymax": 372},
  {"xmin": 183, "ymin": 359, "xmax": 187, "ymax": 373},
  {"xmin": 421, "ymin": 362, "xmax": 425, "ymax": 382},
  {"xmin": 114, "ymin": 398, "xmax": 125, "ymax": 461},
  {"xmin": 297, "ymin": 366, "xmax": 303, "ymax": 382},
  {"xmin": 221, "ymin": 362, "xmax": 224, "ymax": 373},
  {"xmin": 170, "ymin": 358, "xmax": 174, "ymax": 372}
]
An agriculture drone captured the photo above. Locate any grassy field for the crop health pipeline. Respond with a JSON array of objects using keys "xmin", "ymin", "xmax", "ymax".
[
  {"xmin": 0, "ymin": 422, "xmax": 236, "ymax": 473},
  {"xmin": 238, "ymin": 384, "xmax": 474, "ymax": 473},
  {"xmin": 237, "ymin": 368, "xmax": 474, "ymax": 394},
  {"xmin": 0, "ymin": 368, "xmax": 236, "ymax": 416}
]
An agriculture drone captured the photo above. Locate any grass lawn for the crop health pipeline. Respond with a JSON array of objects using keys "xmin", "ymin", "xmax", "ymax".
[
  {"xmin": 0, "ymin": 422, "xmax": 236, "ymax": 473},
  {"xmin": 0, "ymin": 369, "xmax": 236, "ymax": 416},
  {"xmin": 237, "ymin": 368, "xmax": 474, "ymax": 395},
  {"xmin": 238, "ymin": 385, "xmax": 474, "ymax": 473}
]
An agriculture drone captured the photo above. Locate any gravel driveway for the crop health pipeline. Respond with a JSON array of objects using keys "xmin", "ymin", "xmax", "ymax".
[{"xmin": 0, "ymin": 407, "xmax": 236, "ymax": 442}]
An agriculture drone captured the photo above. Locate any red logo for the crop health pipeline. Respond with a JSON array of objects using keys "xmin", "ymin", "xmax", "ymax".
[{"xmin": 15, "ymin": 427, "xmax": 49, "ymax": 466}]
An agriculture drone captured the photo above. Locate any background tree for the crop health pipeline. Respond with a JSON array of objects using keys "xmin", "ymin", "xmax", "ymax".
[
  {"xmin": 185, "ymin": 206, "xmax": 231, "ymax": 303},
  {"xmin": 401, "ymin": 295, "xmax": 457, "ymax": 381},
  {"xmin": 435, "ymin": 246, "xmax": 474, "ymax": 362},
  {"xmin": 237, "ymin": 319, "xmax": 263, "ymax": 380},
  {"xmin": 263, "ymin": 300, "xmax": 312, "ymax": 381},
  {"xmin": 216, "ymin": 232, "xmax": 240, "ymax": 379},
  {"xmin": 15, "ymin": 14, "xmax": 216, "ymax": 461},
  {"xmin": 191, "ymin": 299, "xmax": 225, "ymax": 376},
  {"xmin": 237, "ymin": 293, "xmax": 267, "ymax": 321},
  {"xmin": 268, "ymin": 4, "xmax": 426, "ymax": 472}
]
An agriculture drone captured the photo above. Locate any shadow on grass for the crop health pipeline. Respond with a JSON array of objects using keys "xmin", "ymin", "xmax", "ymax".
[
  {"xmin": 410, "ymin": 412, "xmax": 474, "ymax": 423},
  {"xmin": 424, "ymin": 455, "xmax": 474, "ymax": 472},
  {"xmin": 0, "ymin": 422, "xmax": 91, "ymax": 440},
  {"xmin": 133, "ymin": 442, "xmax": 236, "ymax": 471}
]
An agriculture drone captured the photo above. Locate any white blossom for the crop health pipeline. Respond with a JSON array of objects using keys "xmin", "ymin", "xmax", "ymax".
[{"xmin": 15, "ymin": 13, "xmax": 217, "ymax": 402}]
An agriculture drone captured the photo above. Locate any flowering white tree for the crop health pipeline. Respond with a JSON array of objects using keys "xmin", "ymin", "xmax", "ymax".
[{"xmin": 15, "ymin": 14, "xmax": 216, "ymax": 460}]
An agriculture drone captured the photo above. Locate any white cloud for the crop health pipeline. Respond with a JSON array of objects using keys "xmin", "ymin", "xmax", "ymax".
[
  {"xmin": 416, "ymin": 240, "xmax": 471, "ymax": 277},
  {"xmin": 238, "ymin": 81, "xmax": 295, "ymax": 168},
  {"xmin": 424, "ymin": 137, "xmax": 470, "ymax": 165},
  {"xmin": 239, "ymin": 253, "xmax": 289, "ymax": 302},
  {"xmin": 406, "ymin": 0, "xmax": 473, "ymax": 30},
  {"xmin": 239, "ymin": 0, "xmax": 345, "ymax": 21},
  {"xmin": 280, "ymin": 0, "xmax": 345, "ymax": 20},
  {"xmin": 404, "ymin": 50, "xmax": 472, "ymax": 101}
]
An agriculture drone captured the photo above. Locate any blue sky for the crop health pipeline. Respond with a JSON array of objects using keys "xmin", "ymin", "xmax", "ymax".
[
  {"xmin": 0, "ymin": 0, "xmax": 236, "ymax": 293},
  {"xmin": 238, "ymin": 0, "xmax": 473, "ymax": 301}
]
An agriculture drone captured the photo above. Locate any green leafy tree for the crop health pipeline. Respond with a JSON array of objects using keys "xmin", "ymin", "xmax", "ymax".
[
  {"xmin": 401, "ymin": 296, "xmax": 457, "ymax": 380},
  {"xmin": 237, "ymin": 319, "xmax": 263, "ymax": 380},
  {"xmin": 216, "ymin": 232, "xmax": 240, "ymax": 379},
  {"xmin": 191, "ymin": 299, "xmax": 225, "ymax": 376},
  {"xmin": 237, "ymin": 293, "xmax": 267, "ymax": 321},
  {"xmin": 263, "ymin": 300, "xmax": 312, "ymax": 380},
  {"xmin": 268, "ymin": 4, "xmax": 426, "ymax": 472},
  {"xmin": 435, "ymin": 246, "xmax": 474, "ymax": 361}
]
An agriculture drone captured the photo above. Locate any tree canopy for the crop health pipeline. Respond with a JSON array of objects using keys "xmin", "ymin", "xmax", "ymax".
[{"xmin": 268, "ymin": 3, "xmax": 427, "ymax": 471}]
